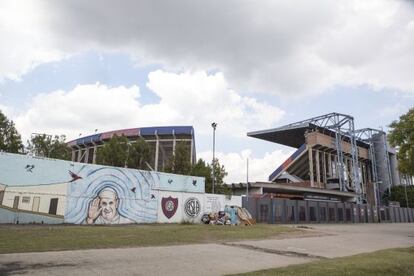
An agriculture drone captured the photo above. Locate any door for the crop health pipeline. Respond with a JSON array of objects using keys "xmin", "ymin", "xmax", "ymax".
[
  {"xmin": 13, "ymin": 196, "xmax": 19, "ymax": 209},
  {"xmin": 48, "ymin": 198, "xmax": 58, "ymax": 215},
  {"xmin": 0, "ymin": 191, "xmax": 4, "ymax": 205},
  {"xmin": 32, "ymin": 197, "xmax": 40, "ymax": 212}
]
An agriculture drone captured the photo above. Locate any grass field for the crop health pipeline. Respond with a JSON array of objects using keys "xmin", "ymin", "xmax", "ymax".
[
  {"xmin": 0, "ymin": 223, "xmax": 296, "ymax": 254},
  {"xmin": 232, "ymin": 247, "xmax": 414, "ymax": 276}
]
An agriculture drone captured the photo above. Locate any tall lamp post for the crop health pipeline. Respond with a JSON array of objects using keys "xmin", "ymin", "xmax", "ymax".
[{"xmin": 211, "ymin": 122, "xmax": 217, "ymax": 194}]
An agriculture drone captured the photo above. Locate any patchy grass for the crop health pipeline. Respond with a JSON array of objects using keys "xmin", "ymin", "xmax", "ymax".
[
  {"xmin": 232, "ymin": 247, "xmax": 414, "ymax": 276},
  {"xmin": 0, "ymin": 223, "xmax": 297, "ymax": 254}
]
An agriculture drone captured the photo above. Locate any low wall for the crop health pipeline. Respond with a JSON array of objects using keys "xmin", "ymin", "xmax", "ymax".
[
  {"xmin": 0, "ymin": 205, "xmax": 64, "ymax": 224},
  {"xmin": 243, "ymin": 197, "xmax": 414, "ymax": 224},
  {"xmin": 0, "ymin": 152, "xmax": 241, "ymax": 224}
]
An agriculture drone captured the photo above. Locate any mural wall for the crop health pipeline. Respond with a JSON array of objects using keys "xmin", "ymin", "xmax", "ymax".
[{"xmin": 0, "ymin": 152, "xmax": 241, "ymax": 224}]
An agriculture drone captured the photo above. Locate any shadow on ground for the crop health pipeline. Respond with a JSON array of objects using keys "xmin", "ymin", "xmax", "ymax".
[{"xmin": 0, "ymin": 261, "xmax": 77, "ymax": 275}]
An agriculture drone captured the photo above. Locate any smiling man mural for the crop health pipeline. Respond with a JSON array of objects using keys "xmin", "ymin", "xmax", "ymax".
[{"xmin": 85, "ymin": 187, "xmax": 133, "ymax": 224}]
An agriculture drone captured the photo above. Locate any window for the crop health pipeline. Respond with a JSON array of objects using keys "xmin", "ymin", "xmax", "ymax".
[{"xmin": 22, "ymin": 196, "xmax": 30, "ymax": 203}]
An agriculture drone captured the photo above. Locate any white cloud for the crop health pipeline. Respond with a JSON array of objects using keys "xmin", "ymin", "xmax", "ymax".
[
  {"xmin": 0, "ymin": 1, "xmax": 65, "ymax": 81},
  {"xmin": 146, "ymin": 70, "xmax": 285, "ymax": 136},
  {"xmin": 14, "ymin": 83, "xmax": 142, "ymax": 142},
  {"xmin": 13, "ymin": 70, "xmax": 285, "ymax": 142},
  {"xmin": 198, "ymin": 149, "xmax": 293, "ymax": 184},
  {"xmin": 2, "ymin": 0, "xmax": 414, "ymax": 96}
]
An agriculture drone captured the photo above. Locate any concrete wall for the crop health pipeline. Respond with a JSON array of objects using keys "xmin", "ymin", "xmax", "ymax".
[{"xmin": 0, "ymin": 152, "xmax": 241, "ymax": 224}]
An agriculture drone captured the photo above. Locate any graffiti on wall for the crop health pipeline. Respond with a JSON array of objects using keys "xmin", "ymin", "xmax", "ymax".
[{"xmin": 65, "ymin": 166, "xmax": 158, "ymax": 224}]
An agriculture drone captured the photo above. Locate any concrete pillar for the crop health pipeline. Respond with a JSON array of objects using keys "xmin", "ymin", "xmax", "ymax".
[
  {"xmin": 316, "ymin": 150, "xmax": 321, "ymax": 186},
  {"xmin": 322, "ymin": 152, "xmax": 327, "ymax": 186},
  {"xmin": 308, "ymin": 147, "xmax": 314, "ymax": 187},
  {"xmin": 93, "ymin": 146, "xmax": 97, "ymax": 164},
  {"xmin": 328, "ymin": 153, "xmax": 332, "ymax": 178}
]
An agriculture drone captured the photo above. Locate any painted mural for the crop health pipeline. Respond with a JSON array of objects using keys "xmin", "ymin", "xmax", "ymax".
[
  {"xmin": 65, "ymin": 167, "xmax": 158, "ymax": 224},
  {"xmin": 0, "ymin": 152, "xmax": 241, "ymax": 225}
]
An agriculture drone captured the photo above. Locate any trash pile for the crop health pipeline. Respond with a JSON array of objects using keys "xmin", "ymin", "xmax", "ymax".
[{"xmin": 201, "ymin": 205, "xmax": 256, "ymax": 226}]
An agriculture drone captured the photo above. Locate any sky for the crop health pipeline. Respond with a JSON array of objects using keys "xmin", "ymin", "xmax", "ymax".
[{"xmin": 1, "ymin": 0, "xmax": 414, "ymax": 183}]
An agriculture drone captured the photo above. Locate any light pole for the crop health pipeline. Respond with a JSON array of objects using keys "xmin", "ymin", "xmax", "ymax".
[{"xmin": 211, "ymin": 122, "xmax": 217, "ymax": 194}]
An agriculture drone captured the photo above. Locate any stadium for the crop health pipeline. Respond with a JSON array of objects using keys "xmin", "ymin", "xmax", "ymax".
[{"xmin": 67, "ymin": 126, "xmax": 196, "ymax": 171}]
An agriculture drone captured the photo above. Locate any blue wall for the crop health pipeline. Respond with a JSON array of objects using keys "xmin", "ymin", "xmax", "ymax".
[{"xmin": 0, "ymin": 152, "xmax": 205, "ymax": 224}]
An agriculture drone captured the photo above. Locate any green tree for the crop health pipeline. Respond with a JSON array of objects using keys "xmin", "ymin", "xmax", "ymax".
[
  {"xmin": 386, "ymin": 186, "xmax": 414, "ymax": 208},
  {"xmin": 96, "ymin": 136, "xmax": 153, "ymax": 169},
  {"xmin": 388, "ymin": 107, "xmax": 414, "ymax": 175},
  {"xmin": 191, "ymin": 158, "xmax": 229, "ymax": 195},
  {"xmin": 127, "ymin": 138, "xmax": 152, "ymax": 170},
  {"xmin": 164, "ymin": 141, "xmax": 192, "ymax": 175},
  {"xmin": 96, "ymin": 134, "xmax": 129, "ymax": 167},
  {"xmin": 0, "ymin": 110, "xmax": 23, "ymax": 153},
  {"xmin": 28, "ymin": 134, "xmax": 71, "ymax": 160}
]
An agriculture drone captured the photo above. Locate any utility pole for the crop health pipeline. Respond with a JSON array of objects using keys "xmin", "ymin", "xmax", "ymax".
[
  {"xmin": 211, "ymin": 122, "xmax": 217, "ymax": 194},
  {"xmin": 246, "ymin": 158, "xmax": 249, "ymax": 201}
]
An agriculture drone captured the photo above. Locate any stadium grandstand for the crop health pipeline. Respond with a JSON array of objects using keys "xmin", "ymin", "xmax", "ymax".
[
  {"xmin": 67, "ymin": 126, "xmax": 196, "ymax": 171},
  {"xmin": 232, "ymin": 113, "xmax": 412, "ymax": 205}
]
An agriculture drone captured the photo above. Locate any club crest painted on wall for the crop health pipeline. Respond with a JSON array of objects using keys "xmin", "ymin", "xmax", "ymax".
[
  {"xmin": 161, "ymin": 196, "xmax": 178, "ymax": 219},
  {"xmin": 184, "ymin": 197, "xmax": 201, "ymax": 218}
]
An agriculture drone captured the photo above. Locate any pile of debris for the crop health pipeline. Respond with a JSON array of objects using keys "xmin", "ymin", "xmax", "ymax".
[{"xmin": 201, "ymin": 205, "xmax": 256, "ymax": 226}]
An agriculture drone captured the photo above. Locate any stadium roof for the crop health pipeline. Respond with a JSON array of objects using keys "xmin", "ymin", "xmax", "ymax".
[
  {"xmin": 68, "ymin": 126, "xmax": 194, "ymax": 147},
  {"xmin": 247, "ymin": 122, "xmax": 369, "ymax": 149}
]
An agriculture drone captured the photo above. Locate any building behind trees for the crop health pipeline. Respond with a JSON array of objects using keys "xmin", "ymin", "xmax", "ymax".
[{"xmin": 67, "ymin": 126, "xmax": 196, "ymax": 172}]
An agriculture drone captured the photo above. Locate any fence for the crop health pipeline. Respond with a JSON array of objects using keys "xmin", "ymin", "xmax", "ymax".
[{"xmin": 242, "ymin": 197, "xmax": 414, "ymax": 224}]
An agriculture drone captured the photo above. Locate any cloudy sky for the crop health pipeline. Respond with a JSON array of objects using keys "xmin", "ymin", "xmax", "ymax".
[{"xmin": 1, "ymin": 0, "xmax": 414, "ymax": 183}]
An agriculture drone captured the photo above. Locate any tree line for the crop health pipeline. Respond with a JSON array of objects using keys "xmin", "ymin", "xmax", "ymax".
[{"xmin": 0, "ymin": 110, "xmax": 229, "ymax": 194}]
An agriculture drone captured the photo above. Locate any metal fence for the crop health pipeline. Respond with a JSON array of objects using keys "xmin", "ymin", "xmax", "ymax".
[{"xmin": 242, "ymin": 197, "xmax": 414, "ymax": 224}]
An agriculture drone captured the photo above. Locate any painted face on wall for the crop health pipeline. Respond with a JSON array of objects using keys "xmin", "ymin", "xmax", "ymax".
[{"xmin": 99, "ymin": 189, "xmax": 119, "ymax": 221}]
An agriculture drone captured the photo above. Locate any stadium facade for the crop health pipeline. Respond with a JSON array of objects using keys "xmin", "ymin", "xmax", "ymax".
[
  {"xmin": 67, "ymin": 126, "xmax": 196, "ymax": 171},
  {"xmin": 235, "ymin": 113, "xmax": 412, "ymax": 205}
]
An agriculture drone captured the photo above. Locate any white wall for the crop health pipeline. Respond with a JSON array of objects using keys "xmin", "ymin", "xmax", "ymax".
[
  {"xmin": 157, "ymin": 192, "xmax": 242, "ymax": 224},
  {"xmin": 2, "ymin": 183, "xmax": 67, "ymax": 216}
]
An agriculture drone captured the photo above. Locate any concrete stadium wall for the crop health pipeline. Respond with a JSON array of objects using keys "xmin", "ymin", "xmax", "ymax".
[
  {"xmin": 243, "ymin": 197, "xmax": 414, "ymax": 224},
  {"xmin": 0, "ymin": 152, "xmax": 241, "ymax": 224}
]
